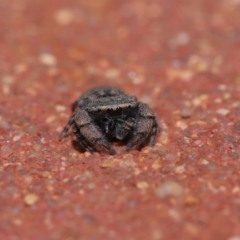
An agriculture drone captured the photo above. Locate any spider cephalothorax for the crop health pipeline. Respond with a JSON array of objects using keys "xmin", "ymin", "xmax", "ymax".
[{"xmin": 59, "ymin": 86, "xmax": 159, "ymax": 155}]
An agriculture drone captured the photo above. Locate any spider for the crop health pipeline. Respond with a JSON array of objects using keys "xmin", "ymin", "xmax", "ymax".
[{"xmin": 59, "ymin": 86, "xmax": 159, "ymax": 155}]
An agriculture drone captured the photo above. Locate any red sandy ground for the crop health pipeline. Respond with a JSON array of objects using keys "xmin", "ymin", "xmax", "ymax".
[{"xmin": 1, "ymin": 0, "xmax": 240, "ymax": 239}]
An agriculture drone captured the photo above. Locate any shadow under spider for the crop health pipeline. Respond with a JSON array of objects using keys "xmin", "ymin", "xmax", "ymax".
[
  {"xmin": 71, "ymin": 140, "xmax": 86, "ymax": 154},
  {"xmin": 71, "ymin": 138, "xmax": 148, "ymax": 155}
]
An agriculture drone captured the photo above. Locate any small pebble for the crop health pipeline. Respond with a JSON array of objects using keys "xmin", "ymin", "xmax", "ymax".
[
  {"xmin": 24, "ymin": 124, "xmax": 36, "ymax": 133},
  {"xmin": 232, "ymin": 186, "xmax": 240, "ymax": 194},
  {"xmin": 193, "ymin": 140, "xmax": 204, "ymax": 147},
  {"xmin": 223, "ymin": 93, "xmax": 231, "ymax": 100},
  {"xmin": 175, "ymin": 32, "xmax": 190, "ymax": 45},
  {"xmin": 84, "ymin": 152, "xmax": 91, "ymax": 157},
  {"xmin": 151, "ymin": 230, "xmax": 162, "ymax": 240},
  {"xmin": 184, "ymin": 223, "xmax": 199, "ymax": 236},
  {"xmin": 174, "ymin": 165, "xmax": 185, "ymax": 174},
  {"xmin": 104, "ymin": 68, "xmax": 120, "ymax": 79},
  {"xmin": 216, "ymin": 108, "xmax": 230, "ymax": 116},
  {"xmin": 2, "ymin": 74, "xmax": 14, "ymax": 84},
  {"xmin": 155, "ymin": 181, "xmax": 184, "ymax": 198},
  {"xmin": 39, "ymin": 53, "xmax": 57, "ymax": 67},
  {"xmin": 138, "ymin": 157, "xmax": 145, "ymax": 162},
  {"xmin": 87, "ymin": 183, "xmax": 96, "ymax": 190},
  {"xmin": 218, "ymin": 84, "xmax": 227, "ymax": 91},
  {"xmin": 99, "ymin": 159, "xmax": 115, "ymax": 168},
  {"xmin": 0, "ymin": 118, "xmax": 10, "ymax": 129},
  {"xmin": 15, "ymin": 63, "xmax": 28, "ymax": 74},
  {"xmin": 176, "ymin": 121, "xmax": 188, "ymax": 130},
  {"xmin": 180, "ymin": 107, "xmax": 193, "ymax": 118},
  {"xmin": 0, "ymin": 146, "xmax": 13, "ymax": 159},
  {"xmin": 120, "ymin": 154, "xmax": 136, "ymax": 168},
  {"xmin": 168, "ymin": 209, "xmax": 181, "ymax": 221},
  {"xmin": 183, "ymin": 195, "xmax": 198, "ymax": 206},
  {"xmin": 151, "ymin": 160, "xmax": 161, "ymax": 170},
  {"xmin": 1, "ymin": 75, "xmax": 14, "ymax": 94},
  {"xmin": 42, "ymin": 171, "xmax": 51, "ymax": 178},
  {"xmin": 55, "ymin": 9, "xmax": 74, "ymax": 25},
  {"xmin": 13, "ymin": 134, "xmax": 22, "ymax": 142},
  {"xmin": 228, "ymin": 236, "xmax": 240, "ymax": 240},
  {"xmin": 13, "ymin": 218, "xmax": 22, "ymax": 226},
  {"xmin": 188, "ymin": 55, "xmax": 208, "ymax": 72},
  {"xmin": 233, "ymin": 121, "xmax": 240, "ymax": 135},
  {"xmin": 45, "ymin": 115, "xmax": 56, "ymax": 124},
  {"xmin": 167, "ymin": 68, "xmax": 193, "ymax": 81},
  {"xmin": 201, "ymin": 159, "xmax": 209, "ymax": 165},
  {"xmin": 23, "ymin": 176, "xmax": 33, "ymax": 184},
  {"xmin": 214, "ymin": 98, "xmax": 222, "ymax": 103},
  {"xmin": 192, "ymin": 94, "xmax": 208, "ymax": 106},
  {"xmin": 132, "ymin": 75, "xmax": 145, "ymax": 85},
  {"xmin": 128, "ymin": 71, "xmax": 145, "ymax": 84},
  {"xmin": 24, "ymin": 193, "xmax": 39, "ymax": 205},
  {"xmin": 136, "ymin": 181, "xmax": 149, "ymax": 189},
  {"xmin": 165, "ymin": 154, "xmax": 175, "ymax": 161},
  {"xmin": 55, "ymin": 105, "xmax": 66, "ymax": 112}
]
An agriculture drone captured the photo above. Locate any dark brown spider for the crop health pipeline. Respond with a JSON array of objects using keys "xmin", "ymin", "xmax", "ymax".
[{"xmin": 59, "ymin": 86, "xmax": 159, "ymax": 155}]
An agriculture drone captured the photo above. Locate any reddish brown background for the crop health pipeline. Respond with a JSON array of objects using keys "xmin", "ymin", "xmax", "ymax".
[{"xmin": 1, "ymin": 0, "xmax": 240, "ymax": 239}]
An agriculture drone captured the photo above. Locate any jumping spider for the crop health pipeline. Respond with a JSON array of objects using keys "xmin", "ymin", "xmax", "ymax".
[{"xmin": 59, "ymin": 86, "xmax": 159, "ymax": 155}]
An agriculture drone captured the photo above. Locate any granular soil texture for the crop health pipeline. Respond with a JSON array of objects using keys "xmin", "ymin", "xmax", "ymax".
[{"xmin": 1, "ymin": 0, "xmax": 240, "ymax": 240}]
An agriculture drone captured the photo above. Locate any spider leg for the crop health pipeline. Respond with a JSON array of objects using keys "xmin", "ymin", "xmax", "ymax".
[
  {"xmin": 126, "ymin": 103, "xmax": 158, "ymax": 151},
  {"xmin": 75, "ymin": 109, "xmax": 116, "ymax": 155},
  {"xmin": 72, "ymin": 124, "xmax": 95, "ymax": 153},
  {"xmin": 71, "ymin": 100, "xmax": 79, "ymax": 112},
  {"xmin": 149, "ymin": 120, "xmax": 159, "ymax": 146},
  {"xmin": 58, "ymin": 114, "xmax": 76, "ymax": 140}
]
